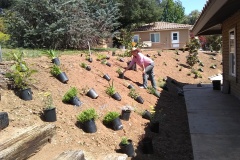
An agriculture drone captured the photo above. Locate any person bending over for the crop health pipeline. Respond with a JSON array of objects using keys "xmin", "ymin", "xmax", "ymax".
[{"xmin": 123, "ymin": 48, "xmax": 157, "ymax": 90}]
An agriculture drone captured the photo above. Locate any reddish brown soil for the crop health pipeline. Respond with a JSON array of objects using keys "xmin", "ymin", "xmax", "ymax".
[{"xmin": 0, "ymin": 49, "xmax": 222, "ymax": 160}]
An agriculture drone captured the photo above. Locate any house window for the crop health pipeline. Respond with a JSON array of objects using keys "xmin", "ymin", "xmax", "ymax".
[
  {"xmin": 172, "ymin": 33, "xmax": 178, "ymax": 40},
  {"xmin": 150, "ymin": 33, "xmax": 160, "ymax": 42},
  {"xmin": 229, "ymin": 28, "xmax": 236, "ymax": 76},
  {"xmin": 132, "ymin": 35, "xmax": 139, "ymax": 42}
]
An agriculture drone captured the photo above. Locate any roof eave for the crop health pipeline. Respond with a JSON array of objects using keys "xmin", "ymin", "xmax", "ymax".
[{"xmin": 192, "ymin": 0, "xmax": 228, "ymax": 36}]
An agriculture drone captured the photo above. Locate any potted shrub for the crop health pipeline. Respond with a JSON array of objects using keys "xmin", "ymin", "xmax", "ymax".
[
  {"xmin": 62, "ymin": 87, "xmax": 81, "ymax": 106},
  {"xmin": 119, "ymin": 137, "xmax": 135, "ymax": 157},
  {"xmin": 82, "ymin": 86, "xmax": 99, "ymax": 99},
  {"xmin": 6, "ymin": 62, "xmax": 37, "ymax": 101},
  {"xmin": 116, "ymin": 68, "xmax": 124, "ymax": 79},
  {"xmin": 103, "ymin": 111, "xmax": 123, "ymax": 130},
  {"xmin": 128, "ymin": 88, "xmax": 144, "ymax": 104},
  {"xmin": 121, "ymin": 106, "xmax": 131, "ymax": 121},
  {"xmin": 50, "ymin": 64, "xmax": 68, "ymax": 83},
  {"xmin": 146, "ymin": 86, "xmax": 160, "ymax": 98},
  {"xmin": 76, "ymin": 108, "xmax": 98, "ymax": 133},
  {"xmin": 41, "ymin": 92, "xmax": 56, "ymax": 122},
  {"xmin": 105, "ymin": 80, "xmax": 121, "ymax": 101},
  {"xmin": 80, "ymin": 62, "xmax": 91, "ymax": 71},
  {"xmin": 43, "ymin": 50, "xmax": 60, "ymax": 65}
]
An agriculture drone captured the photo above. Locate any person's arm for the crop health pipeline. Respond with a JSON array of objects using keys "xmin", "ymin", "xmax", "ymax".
[{"xmin": 123, "ymin": 59, "xmax": 135, "ymax": 73}]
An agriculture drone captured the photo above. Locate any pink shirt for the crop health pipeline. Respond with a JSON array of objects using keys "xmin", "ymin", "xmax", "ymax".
[{"xmin": 129, "ymin": 52, "xmax": 153, "ymax": 69}]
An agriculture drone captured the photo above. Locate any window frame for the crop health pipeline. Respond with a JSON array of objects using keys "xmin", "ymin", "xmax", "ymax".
[
  {"xmin": 229, "ymin": 28, "xmax": 236, "ymax": 77},
  {"xmin": 150, "ymin": 33, "xmax": 160, "ymax": 43}
]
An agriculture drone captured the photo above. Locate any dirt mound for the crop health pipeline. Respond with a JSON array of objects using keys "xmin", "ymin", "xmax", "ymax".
[{"xmin": 0, "ymin": 49, "xmax": 222, "ymax": 160}]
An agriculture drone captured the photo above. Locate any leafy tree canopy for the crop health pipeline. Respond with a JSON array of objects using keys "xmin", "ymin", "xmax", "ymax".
[
  {"xmin": 181, "ymin": 10, "xmax": 200, "ymax": 25},
  {"xmin": 5, "ymin": 0, "xmax": 121, "ymax": 49},
  {"xmin": 160, "ymin": 0, "xmax": 185, "ymax": 23},
  {"xmin": 116, "ymin": 0, "xmax": 162, "ymax": 28}
]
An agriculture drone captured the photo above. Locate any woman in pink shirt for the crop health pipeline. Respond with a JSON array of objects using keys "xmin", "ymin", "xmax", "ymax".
[{"xmin": 123, "ymin": 48, "xmax": 157, "ymax": 90}]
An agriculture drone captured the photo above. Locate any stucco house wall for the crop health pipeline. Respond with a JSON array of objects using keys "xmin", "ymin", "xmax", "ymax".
[
  {"xmin": 133, "ymin": 29, "xmax": 190, "ymax": 49},
  {"xmin": 132, "ymin": 22, "xmax": 192, "ymax": 50}
]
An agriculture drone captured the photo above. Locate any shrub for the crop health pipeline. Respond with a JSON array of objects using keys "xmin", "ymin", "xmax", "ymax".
[
  {"xmin": 50, "ymin": 64, "xmax": 62, "ymax": 76},
  {"xmin": 120, "ymin": 137, "xmax": 130, "ymax": 145},
  {"xmin": 77, "ymin": 108, "xmax": 98, "ymax": 123},
  {"xmin": 103, "ymin": 111, "xmax": 120, "ymax": 124},
  {"xmin": 62, "ymin": 87, "xmax": 78, "ymax": 103},
  {"xmin": 106, "ymin": 81, "xmax": 116, "ymax": 96}
]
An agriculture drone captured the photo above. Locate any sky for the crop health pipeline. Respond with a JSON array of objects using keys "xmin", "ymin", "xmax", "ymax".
[{"xmin": 180, "ymin": 0, "xmax": 208, "ymax": 15}]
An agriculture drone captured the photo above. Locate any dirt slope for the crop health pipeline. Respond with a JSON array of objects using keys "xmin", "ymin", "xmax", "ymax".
[{"xmin": 0, "ymin": 49, "xmax": 222, "ymax": 160}]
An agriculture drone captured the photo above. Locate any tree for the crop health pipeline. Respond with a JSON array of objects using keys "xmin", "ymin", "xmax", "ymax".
[
  {"xmin": 117, "ymin": 0, "xmax": 162, "ymax": 28},
  {"xmin": 160, "ymin": 0, "xmax": 185, "ymax": 23},
  {"xmin": 5, "ymin": 0, "xmax": 120, "ymax": 49},
  {"xmin": 181, "ymin": 10, "xmax": 200, "ymax": 25}
]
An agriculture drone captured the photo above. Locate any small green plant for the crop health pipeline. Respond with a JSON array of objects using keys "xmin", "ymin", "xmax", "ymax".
[
  {"xmin": 62, "ymin": 87, "xmax": 78, "ymax": 103},
  {"xmin": 80, "ymin": 62, "xmax": 87, "ymax": 68},
  {"xmin": 191, "ymin": 69, "xmax": 202, "ymax": 78},
  {"xmin": 116, "ymin": 68, "xmax": 123, "ymax": 74},
  {"xmin": 121, "ymin": 137, "xmax": 130, "ymax": 145},
  {"xmin": 163, "ymin": 62, "xmax": 167, "ymax": 66},
  {"xmin": 39, "ymin": 92, "xmax": 55, "ymax": 109},
  {"xmin": 210, "ymin": 64, "xmax": 217, "ymax": 69},
  {"xmin": 50, "ymin": 64, "xmax": 62, "ymax": 76},
  {"xmin": 96, "ymin": 53, "xmax": 107, "ymax": 61},
  {"xmin": 103, "ymin": 111, "xmax": 120, "ymax": 124},
  {"xmin": 146, "ymin": 86, "xmax": 156, "ymax": 94},
  {"xmin": 105, "ymin": 80, "xmax": 116, "ymax": 96},
  {"xmin": 6, "ymin": 63, "xmax": 37, "ymax": 90},
  {"xmin": 43, "ymin": 50, "xmax": 57, "ymax": 59},
  {"xmin": 199, "ymin": 61, "xmax": 204, "ymax": 67},
  {"xmin": 77, "ymin": 108, "xmax": 98, "ymax": 123},
  {"xmin": 101, "ymin": 59, "xmax": 107, "ymax": 64},
  {"xmin": 128, "ymin": 88, "xmax": 139, "ymax": 100}
]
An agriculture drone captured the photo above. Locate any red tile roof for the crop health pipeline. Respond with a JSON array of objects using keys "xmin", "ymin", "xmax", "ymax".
[{"xmin": 133, "ymin": 22, "xmax": 193, "ymax": 32}]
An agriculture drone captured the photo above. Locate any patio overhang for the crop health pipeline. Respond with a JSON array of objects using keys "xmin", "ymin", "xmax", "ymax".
[{"xmin": 192, "ymin": 0, "xmax": 240, "ymax": 36}]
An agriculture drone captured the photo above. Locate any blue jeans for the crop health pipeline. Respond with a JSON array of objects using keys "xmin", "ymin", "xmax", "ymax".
[{"xmin": 142, "ymin": 62, "xmax": 157, "ymax": 89}]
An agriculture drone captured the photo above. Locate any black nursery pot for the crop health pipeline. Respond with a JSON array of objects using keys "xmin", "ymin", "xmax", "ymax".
[
  {"xmin": 52, "ymin": 57, "xmax": 60, "ymax": 66},
  {"xmin": 106, "ymin": 62, "xmax": 111, "ymax": 67},
  {"xmin": 44, "ymin": 107, "xmax": 57, "ymax": 122},
  {"xmin": 86, "ymin": 88, "xmax": 99, "ymax": 99},
  {"xmin": 112, "ymin": 92, "xmax": 121, "ymax": 101},
  {"xmin": 121, "ymin": 109, "xmax": 131, "ymax": 121},
  {"xmin": 57, "ymin": 72, "xmax": 69, "ymax": 83},
  {"xmin": 82, "ymin": 119, "xmax": 97, "ymax": 133},
  {"xmin": 88, "ymin": 58, "xmax": 93, "ymax": 63},
  {"xmin": 119, "ymin": 140, "xmax": 135, "ymax": 157},
  {"xmin": 19, "ymin": 88, "xmax": 32, "ymax": 101},
  {"xmin": 142, "ymin": 137, "xmax": 154, "ymax": 154},
  {"xmin": 135, "ymin": 96, "xmax": 144, "ymax": 104},
  {"xmin": 86, "ymin": 66, "xmax": 91, "ymax": 71},
  {"xmin": 103, "ymin": 74, "xmax": 111, "ymax": 81},
  {"xmin": 70, "ymin": 96, "xmax": 81, "ymax": 106},
  {"xmin": 142, "ymin": 110, "xmax": 152, "ymax": 120},
  {"xmin": 112, "ymin": 117, "xmax": 123, "ymax": 130},
  {"xmin": 150, "ymin": 121, "xmax": 159, "ymax": 133},
  {"xmin": 127, "ymin": 84, "xmax": 134, "ymax": 89},
  {"xmin": 118, "ymin": 73, "xmax": 124, "ymax": 79}
]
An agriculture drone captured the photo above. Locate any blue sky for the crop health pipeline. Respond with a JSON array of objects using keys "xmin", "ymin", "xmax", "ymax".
[{"xmin": 180, "ymin": 0, "xmax": 208, "ymax": 15}]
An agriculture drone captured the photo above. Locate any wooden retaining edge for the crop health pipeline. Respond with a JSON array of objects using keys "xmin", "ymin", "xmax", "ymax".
[
  {"xmin": 0, "ymin": 123, "xmax": 56, "ymax": 160},
  {"xmin": 54, "ymin": 150, "xmax": 86, "ymax": 160}
]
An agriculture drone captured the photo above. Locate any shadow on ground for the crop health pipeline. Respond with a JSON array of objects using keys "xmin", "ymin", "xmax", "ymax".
[{"xmin": 131, "ymin": 76, "xmax": 194, "ymax": 160}]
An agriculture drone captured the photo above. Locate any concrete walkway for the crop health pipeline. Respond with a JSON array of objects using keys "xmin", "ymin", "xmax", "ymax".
[{"xmin": 183, "ymin": 84, "xmax": 240, "ymax": 160}]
